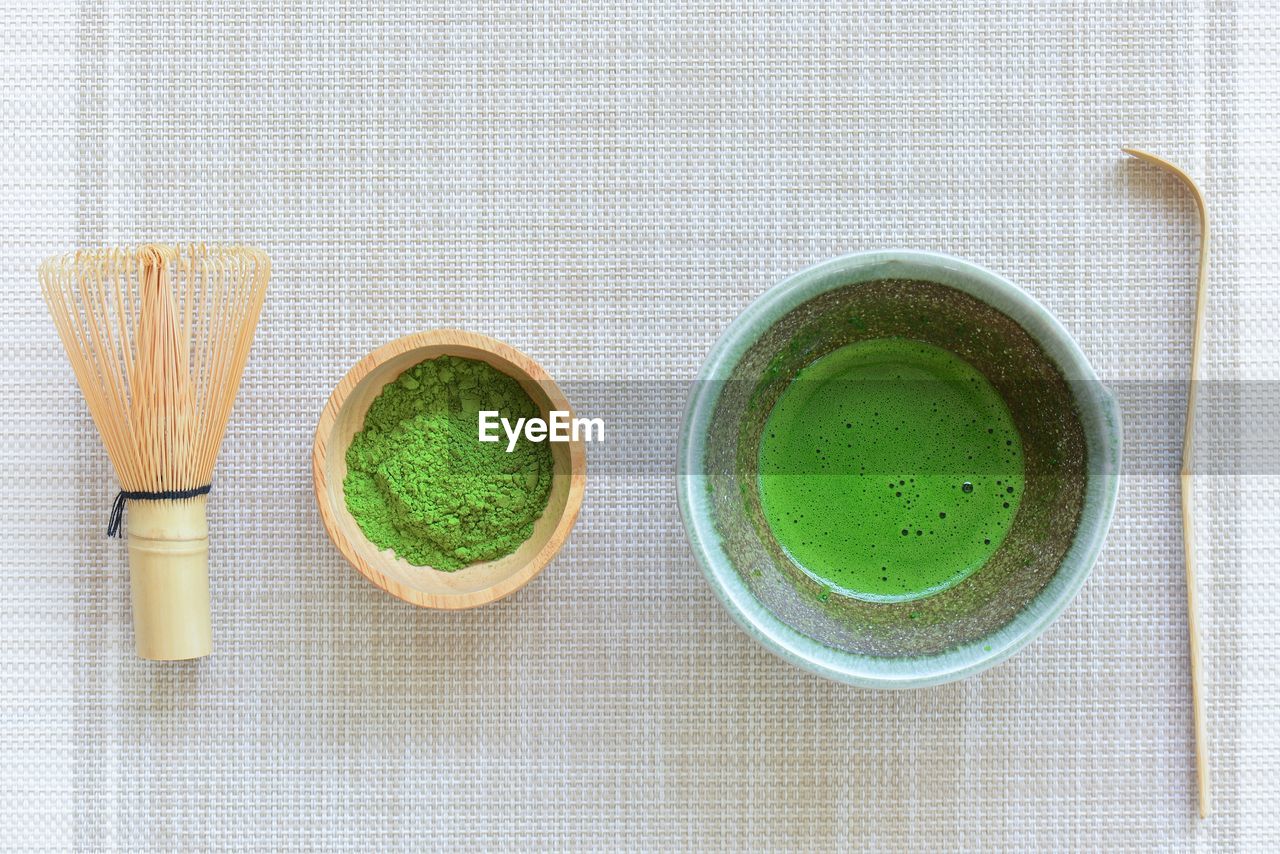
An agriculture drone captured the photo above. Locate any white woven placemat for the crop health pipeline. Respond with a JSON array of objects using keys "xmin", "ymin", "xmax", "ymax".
[{"xmin": 2, "ymin": 1, "xmax": 1276, "ymax": 850}]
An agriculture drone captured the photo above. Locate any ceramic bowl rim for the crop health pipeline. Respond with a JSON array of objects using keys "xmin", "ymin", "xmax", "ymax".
[{"xmin": 677, "ymin": 250, "xmax": 1122, "ymax": 688}]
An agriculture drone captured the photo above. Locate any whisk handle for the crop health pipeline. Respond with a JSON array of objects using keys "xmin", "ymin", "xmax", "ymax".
[{"xmin": 127, "ymin": 497, "xmax": 211, "ymax": 660}]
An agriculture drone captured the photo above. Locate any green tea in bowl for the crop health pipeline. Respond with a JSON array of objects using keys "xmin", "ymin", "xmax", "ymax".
[
  {"xmin": 678, "ymin": 251, "xmax": 1121, "ymax": 688},
  {"xmin": 758, "ymin": 338, "xmax": 1023, "ymax": 602}
]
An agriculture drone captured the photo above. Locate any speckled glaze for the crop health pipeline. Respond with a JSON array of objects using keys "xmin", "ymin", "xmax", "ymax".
[{"xmin": 678, "ymin": 251, "xmax": 1121, "ymax": 688}]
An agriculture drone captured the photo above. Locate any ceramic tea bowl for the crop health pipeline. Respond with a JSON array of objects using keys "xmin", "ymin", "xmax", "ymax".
[{"xmin": 677, "ymin": 251, "xmax": 1120, "ymax": 688}]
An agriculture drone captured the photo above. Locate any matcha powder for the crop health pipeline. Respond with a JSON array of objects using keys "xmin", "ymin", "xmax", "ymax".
[{"xmin": 343, "ymin": 355, "xmax": 554, "ymax": 570}]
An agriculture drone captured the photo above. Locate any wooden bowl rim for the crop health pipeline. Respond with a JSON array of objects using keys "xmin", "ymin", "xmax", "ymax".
[{"xmin": 312, "ymin": 328, "xmax": 587, "ymax": 609}]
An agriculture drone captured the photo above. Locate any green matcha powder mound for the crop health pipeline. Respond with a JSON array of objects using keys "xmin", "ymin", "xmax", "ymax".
[{"xmin": 344, "ymin": 355, "xmax": 554, "ymax": 570}]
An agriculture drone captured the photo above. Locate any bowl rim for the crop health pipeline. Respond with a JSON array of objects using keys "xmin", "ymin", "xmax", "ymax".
[
  {"xmin": 313, "ymin": 328, "xmax": 587, "ymax": 610},
  {"xmin": 677, "ymin": 250, "xmax": 1122, "ymax": 688}
]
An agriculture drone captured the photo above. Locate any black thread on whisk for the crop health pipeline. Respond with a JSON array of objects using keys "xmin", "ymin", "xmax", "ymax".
[{"xmin": 107, "ymin": 484, "xmax": 212, "ymax": 538}]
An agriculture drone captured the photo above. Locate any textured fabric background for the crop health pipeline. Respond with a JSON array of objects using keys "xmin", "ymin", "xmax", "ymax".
[{"xmin": 2, "ymin": 1, "xmax": 1276, "ymax": 850}]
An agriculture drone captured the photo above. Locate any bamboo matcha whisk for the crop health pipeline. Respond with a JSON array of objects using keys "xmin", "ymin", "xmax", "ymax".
[{"xmin": 40, "ymin": 244, "xmax": 269, "ymax": 660}]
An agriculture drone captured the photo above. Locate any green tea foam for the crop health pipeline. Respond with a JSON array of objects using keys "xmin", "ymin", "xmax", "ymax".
[{"xmin": 758, "ymin": 338, "xmax": 1024, "ymax": 602}]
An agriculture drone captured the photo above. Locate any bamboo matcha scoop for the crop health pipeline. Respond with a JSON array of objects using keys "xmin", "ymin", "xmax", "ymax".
[{"xmin": 1124, "ymin": 148, "xmax": 1212, "ymax": 818}]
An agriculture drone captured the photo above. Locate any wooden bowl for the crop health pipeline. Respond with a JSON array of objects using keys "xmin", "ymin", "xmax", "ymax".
[{"xmin": 313, "ymin": 329, "xmax": 586, "ymax": 609}]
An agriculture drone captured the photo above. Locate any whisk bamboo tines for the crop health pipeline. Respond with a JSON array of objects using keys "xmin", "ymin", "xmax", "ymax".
[{"xmin": 40, "ymin": 244, "xmax": 270, "ymax": 661}]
